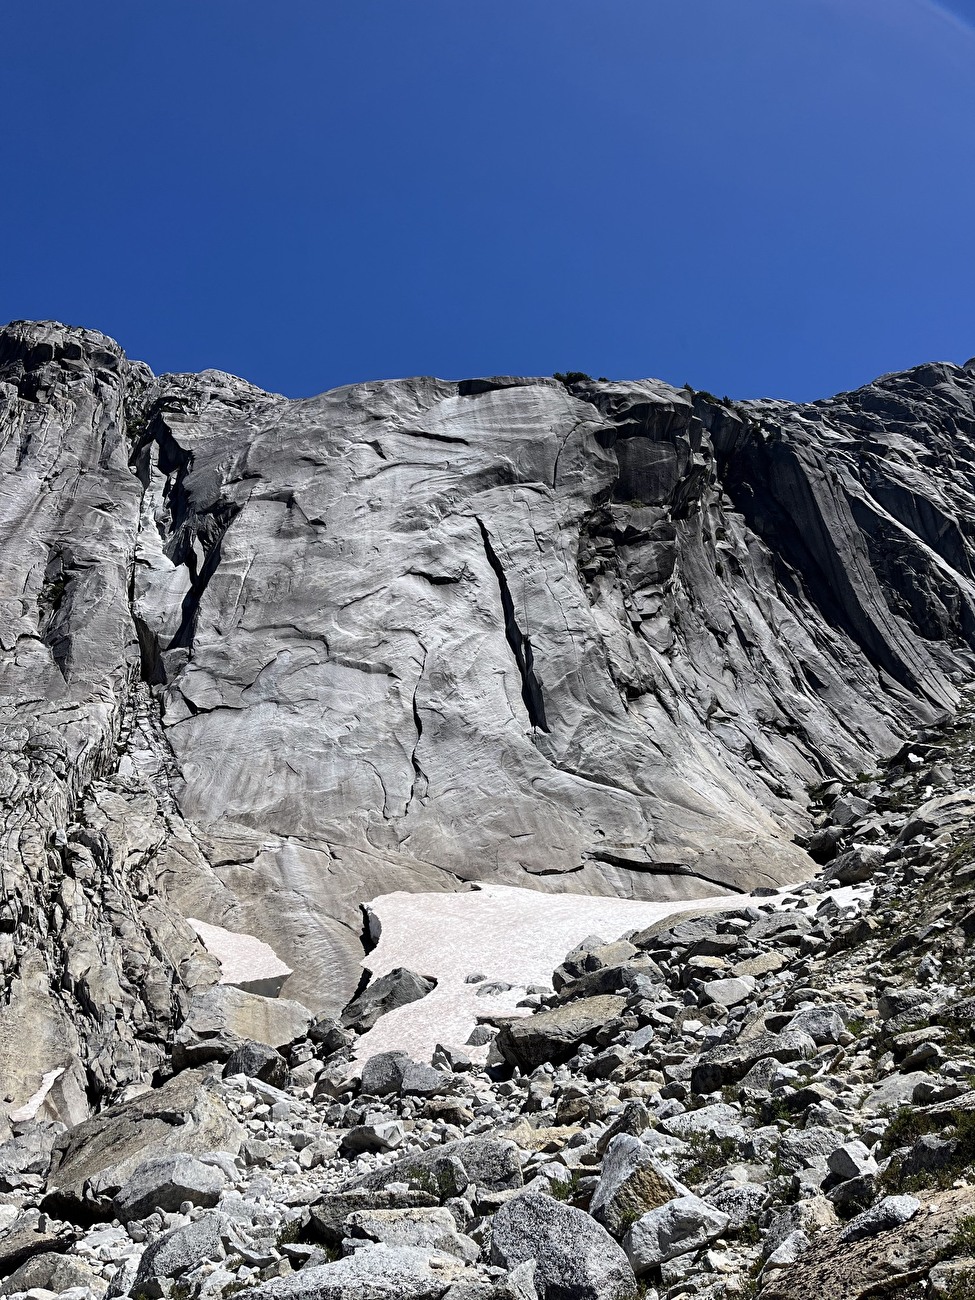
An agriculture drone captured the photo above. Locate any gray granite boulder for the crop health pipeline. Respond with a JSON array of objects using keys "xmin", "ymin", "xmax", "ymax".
[
  {"xmin": 0, "ymin": 1251, "xmax": 105, "ymax": 1298},
  {"xmin": 43, "ymin": 1069, "xmax": 242, "ymax": 1219},
  {"xmin": 590, "ymin": 1135, "xmax": 689, "ymax": 1238},
  {"xmin": 112, "ymin": 1152, "xmax": 226, "ymax": 1222},
  {"xmin": 491, "ymin": 1190, "xmax": 637, "ymax": 1299},
  {"xmin": 496, "ymin": 996, "xmax": 628, "ymax": 1071},
  {"xmin": 624, "ymin": 1195, "xmax": 730, "ymax": 1272},
  {"xmin": 342, "ymin": 970, "xmax": 437, "ymax": 1034}
]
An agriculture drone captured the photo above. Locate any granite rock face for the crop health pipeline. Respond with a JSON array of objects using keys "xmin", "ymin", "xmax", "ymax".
[{"xmin": 2, "ymin": 319, "xmax": 975, "ymax": 1111}]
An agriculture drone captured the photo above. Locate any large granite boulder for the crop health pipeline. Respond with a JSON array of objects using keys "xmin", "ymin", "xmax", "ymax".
[
  {"xmin": 496, "ymin": 995, "xmax": 628, "ymax": 1071},
  {"xmin": 43, "ymin": 1069, "xmax": 243, "ymax": 1219},
  {"xmin": 490, "ymin": 1189, "xmax": 637, "ymax": 1300},
  {"xmin": 172, "ymin": 986, "xmax": 312, "ymax": 1068}
]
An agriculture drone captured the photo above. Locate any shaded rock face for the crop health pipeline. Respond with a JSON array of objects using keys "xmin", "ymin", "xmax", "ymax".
[{"xmin": 2, "ymin": 319, "xmax": 975, "ymax": 1109}]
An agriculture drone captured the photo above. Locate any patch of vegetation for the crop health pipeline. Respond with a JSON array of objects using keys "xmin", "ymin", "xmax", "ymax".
[
  {"xmin": 550, "ymin": 1167, "xmax": 587, "ymax": 1206},
  {"xmin": 409, "ymin": 1167, "xmax": 446, "ymax": 1198},
  {"xmin": 276, "ymin": 1218, "xmax": 303, "ymax": 1247},
  {"xmin": 684, "ymin": 382, "xmax": 729, "ymax": 405},
  {"xmin": 40, "ymin": 574, "xmax": 68, "ymax": 612},
  {"xmin": 726, "ymin": 1278, "xmax": 762, "ymax": 1300},
  {"xmin": 310, "ymin": 1242, "xmax": 341, "ymax": 1264},
  {"xmin": 880, "ymin": 1105, "xmax": 929, "ymax": 1154},
  {"xmin": 553, "ymin": 371, "xmax": 593, "ymax": 388},
  {"xmin": 614, "ymin": 1203, "xmax": 644, "ymax": 1234},
  {"xmin": 736, "ymin": 1219, "xmax": 762, "ymax": 1246},
  {"xmin": 943, "ymin": 1268, "xmax": 975, "ymax": 1300},
  {"xmin": 954, "ymin": 1216, "xmax": 975, "ymax": 1256},
  {"xmin": 766, "ymin": 1098, "xmax": 794, "ymax": 1126},
  {"xmin": 679, "ymin": 1130, "xmax": 739, "ymax": 1183},
  {"xmin": 947, "ymin": 834, "xmax": 975, "ymax": 873},
  {"xmin": 767, "ymin": 1148, "xmax": 791, "ymax": 1180},
  {"xmin": 880, "ymin": 1104, "xmax": 975, "ymax": 1192}
]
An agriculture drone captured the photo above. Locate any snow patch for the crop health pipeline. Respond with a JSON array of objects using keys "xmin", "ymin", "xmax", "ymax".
[
  {"xmin": 188, "ymin": 918, "xmax": 293, "ymax": 997},
  {"xmin": 352, "ymin": 883, "xmax": 748, "ymax": 1066}
]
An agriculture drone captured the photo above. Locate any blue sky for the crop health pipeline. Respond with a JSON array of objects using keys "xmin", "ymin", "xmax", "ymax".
[{"xmin": 2, "ymin": 0, "xmax": 974, "ymax": 401}]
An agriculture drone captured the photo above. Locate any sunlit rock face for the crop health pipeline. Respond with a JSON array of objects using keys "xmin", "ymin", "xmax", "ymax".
[{"xmin": 2, "ymin": 318, "xmax": 974, "ymax": 1107}]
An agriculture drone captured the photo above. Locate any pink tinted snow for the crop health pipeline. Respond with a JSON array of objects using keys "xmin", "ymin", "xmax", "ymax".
[
  {"xmin": 352, "ymin": 882, "xmax": 748, "ymax": 1067},
  {"xmin": 188, "ymin": 917, "xmax": 293, "ymax": 996}
]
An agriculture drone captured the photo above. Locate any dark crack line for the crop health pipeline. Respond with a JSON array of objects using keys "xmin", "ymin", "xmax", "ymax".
[
  {"xmin": 399, "ymin": 428, "xmax": 470, "ymax": 446},
  {"xmin": 475, "ymin": 517, "xmax": 549, "ymax": 733},
  {"xmin": 405, "ymin": 645, "xmax": 428, "ymax": 818}
]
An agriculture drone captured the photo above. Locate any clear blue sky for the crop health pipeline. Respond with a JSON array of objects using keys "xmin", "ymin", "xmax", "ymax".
[{"xmin": 2, "ymin": 0, "xmax": 974, "ymax": 401}]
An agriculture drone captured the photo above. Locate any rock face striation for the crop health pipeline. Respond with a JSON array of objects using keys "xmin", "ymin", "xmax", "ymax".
[{"xmin": 2, "ymin": 319, "xmax": 975, "ymax": 1113}]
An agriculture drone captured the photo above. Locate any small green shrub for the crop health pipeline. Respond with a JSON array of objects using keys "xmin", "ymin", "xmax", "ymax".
[
  {"xmin": 276, "ymin": 1218, "xmax": 303, "ymax": 1247},
  {"xmin": 947, "ymin": 834, "xmax": 975, "ymax": 872},
  {"xmin": 553, "ymin": 371, "xmax": 593, "ymax": 387},
  {"xmin": 953, "ymin": 1215, "xmax": 975, "ymax": 1256},
  {"xmin": 727, "ymin": 1278, "xmax": 762, "ymax": 1300},
  {"xmin": 736, "ymin": 1219, "xmax": 762, "ymax": 1246},
  {"xmin": 881, "ymin": 1104, "xmax": 975, "ymax": 1192},
  {"xmin": 680, "ymin": 1130, "xmax": 738, "ymax": 1183},
  {"xmin": 943, "ymin": 1268, "xmax": 975, "ymax": 1300},
  {"xmin": 408, "ymin": 1167, "xmax": 445, "ymax": 1198},
  {"xmin": 550, "ymin": 1168, "xmax": 586, "ymax": 1205}
]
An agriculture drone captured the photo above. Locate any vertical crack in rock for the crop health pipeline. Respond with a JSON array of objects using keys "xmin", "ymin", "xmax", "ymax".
[
  {"xmin": 167, "ymin": 504, "xmax": 242, "ymax": 651},
  {"xmin": 475, "ymin": 516, "xmax": 549, "ymax": 733},
  {"xmin": 405, "ymin": 645, "xmax": 429, "ymax": 816},
  {"xmin": 37, "ymin": 545, "xmax": 72, "ymax": 682}
]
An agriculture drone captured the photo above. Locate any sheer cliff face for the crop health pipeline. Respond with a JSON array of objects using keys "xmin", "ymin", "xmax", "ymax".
[{"xmin": 2, "ymin": 319, "xmax": 975, "ymax": 1109}]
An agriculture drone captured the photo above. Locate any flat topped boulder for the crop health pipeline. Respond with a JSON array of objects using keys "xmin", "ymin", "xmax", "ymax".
[
  {"xmin": 112, "ymin": 1152, "xmax": 226, "ymax": 1223},
  {"xmin": 0, "ymin": 1211, "xmax": 77, "ymax": 1276},
  {"xmin": 232, "ymin": 1245, "xmax": 475, "ymax": 1300},
  {"xmin": 173, "ymin": 986, "xmax": 312, "ymax": 1068},
  {"xmin": 350, "ymin": 1135, "xmax": 524, "ymax": 1196},
  {"xmin": 496, "ymin": 994, "xmax": 628, "ymax": 1071}
]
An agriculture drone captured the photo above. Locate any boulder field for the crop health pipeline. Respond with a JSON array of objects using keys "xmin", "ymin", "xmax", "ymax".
[{"xmin": 2, "ymin": 695, "xmax": 975, "ymax": 1298}]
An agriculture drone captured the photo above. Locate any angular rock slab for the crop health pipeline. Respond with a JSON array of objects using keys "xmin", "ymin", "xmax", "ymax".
[
  {"xmin": 590, "ymin": 1135, "xmax": 690, "ymax": 1238},
  {"xmin": 43, "ymin": 1069, "xmax": 243, "ymax": 1218},
  {"xmin": 112, "ymin": 1152, "xmax": 225, "ymax": 1223},
  {"xmin": 496, "ymin": 994, "xmax": 628, "ymax": 1071},
  {"xmin": 623, "ymin": 1194, "xmax": 730, "ymax": 1271},
  {"xmin": 761, "ymin": 1185, "xmax": 975, "ymax": 1300},
  {"xmin": 490, "ymin": 1189, "xmax": 638, "ymax": 1300},
  {"xmin": 235, "ymin": 1246, "xmax": 477, "ymax": 1300},
  {"xmin": 173, "ymin": 986, "xmax": 312, "ymax": 1068}
]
